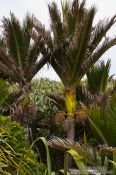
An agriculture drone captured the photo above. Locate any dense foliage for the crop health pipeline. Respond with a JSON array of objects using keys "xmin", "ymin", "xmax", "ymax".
[
  {"xmin": 0, "ymin": 115, "xmax": 46, "ymax": 175},
  {"xmin": 30, "ymin": 78, "xmax": 64, "ymax": 117},
  {"xmin": 0, "ymin": 0, "xmax": 116, "ymax": 174}
]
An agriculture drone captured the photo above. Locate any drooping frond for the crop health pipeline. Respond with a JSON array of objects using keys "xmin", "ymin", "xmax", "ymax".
[
  {"xmin": 77, "ymin": 37, "xmax": 116, "ymax": 83},
  {"xmin": 90, "ymin": 15, "xmax": 116, "ymax": 52},
  {"xmin": 0, "ymin": 49, "xmax": 19, "ymax": 82},
  {"xmin": 47, "ymin": 92, "xmax": 65, "ymax": 110},
  {"xmin": 83, "ymin": 101, "xmax": 116, "ymax": 146},
  {"xmin": 48, "ymin": 137, "xmax": 94, "ymax": 164},
  {"xmin": 76, "ymin": 84, "xmax": 97, "ymax": 106},
  {"xmin": 34, "ymin": 17, "xmax": 53, "ymax": 50}
]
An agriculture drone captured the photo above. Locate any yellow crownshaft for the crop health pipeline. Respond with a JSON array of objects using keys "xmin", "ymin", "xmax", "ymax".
[{"xmin": 65, "ymin": 88, "xmax": 76, "ymax": 116}]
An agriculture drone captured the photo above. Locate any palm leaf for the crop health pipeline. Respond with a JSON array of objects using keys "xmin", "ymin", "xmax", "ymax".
[
  {"xmin": 48, "ymin": 2, "xmax": 65, "ymax": 47},
  {"xmin": 86, "ymin": 60, "xmax": 111, "ymax": 95},
  {"xmin": 83, "ymin": 103, "xmax": 116, "ymax": 146},
  {"xmin": 70, "ymin": 6, "xmax": 96, "ymax": 83},
  {"xmin": 3, "ymin": 13, "xmax": 24, "ymax": 68},
  {"xmin": 48, "ymin": 137, "xmax": 94, "ymax": 165},
  {"xmin": 75, "ymin": 38, "xmax": 116, "ymax": 87},
  {"xmin": 47, "ymin": 92, "xmax": 65, "ymax": 110},
  {"xmin": 0, "ymin": 79, "xmax": 9, "ymax": 105},
  {"xmin": 68, "ymin": 149, "xmax": 89, "ymax": 175},
  {"xmin": 0, "ymin": 49, "xmax": 18, "ymax": 78},
  {"xmin": 0, "ymin": 63, "xmax": 18, "ymax": 83},
  {"xmin": 90, "ymin": 15, "xmax": 116, "ymax": 52}
]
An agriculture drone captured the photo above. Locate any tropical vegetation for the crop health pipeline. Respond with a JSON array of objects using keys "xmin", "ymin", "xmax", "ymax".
[{"xmin": 0, "ymin": 0, "xmax": 116, "ymax": 174}]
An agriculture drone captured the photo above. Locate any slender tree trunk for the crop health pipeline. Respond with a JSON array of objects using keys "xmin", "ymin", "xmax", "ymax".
[
  {"xmin": 64, "ymin": 116, "xmax": 75, "ymax": 140},
  {"xmin": 64, "ymin": 88, "xmax": 76, "ymax": 167},
  {"xmin": 64, "ymin": 88, "xmax": 76, "ymax": 141}
]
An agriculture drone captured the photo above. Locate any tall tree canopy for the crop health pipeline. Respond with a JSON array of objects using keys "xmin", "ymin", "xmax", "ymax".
[{"xmin": 33, "ymin": 0, "xmax": 116, "ymax": 88}]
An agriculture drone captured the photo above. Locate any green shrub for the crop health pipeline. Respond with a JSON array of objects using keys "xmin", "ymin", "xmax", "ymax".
[
  {"xmin": 0, "ymin": 115, "xmax": 46, "ymax": 175},
  {"xmin": 30, "ymin": 78, "xmax": 65, "ymax": 138},
  {"xmin": 30, "ymin": 78, "xmax": 64, "ymax": 117}
]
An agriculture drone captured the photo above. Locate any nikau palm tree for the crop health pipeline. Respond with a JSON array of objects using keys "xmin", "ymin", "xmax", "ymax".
[
  {"xmin": 0, "ymin": 13, "xmax": 49, "ymax": 87},
  {"xmin": 77, "ymin": 60, "xmax": 113, "ymax": 108},
  {"xmin": 86, "ymin": 60, "xmax": 112, "ymax": 96},
  {"xmin": 0, "ymin": 13, "xmax": 51, "ymax": 123},
  {"xmin": 33, "ymin": 0, "xmax": 116, "ymax": 140},
  {"xmin": 81, "ymin": 60, "xmax": 116, "ymax": 147}
]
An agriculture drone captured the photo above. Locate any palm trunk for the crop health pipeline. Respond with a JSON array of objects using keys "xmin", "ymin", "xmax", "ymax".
[
  {"xmin": 64, "ymin": 116, "xmax": 75, "ymax": 140},
  {"xmin": 64, "ymin": 88, "xmax": 76, "ymax": 141}
]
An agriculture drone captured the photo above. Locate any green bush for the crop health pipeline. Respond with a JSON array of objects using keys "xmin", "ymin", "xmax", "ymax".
[
  {"xmin": 30, "ymin": 78, "xmax": 64, "ymax": 117},
  {"xmin": 30, "ymin": 78, "xmax": 65, "ymax": 138},
  {"xmin": 0, "ymin": 115, "xmax": 46, "ymax": 175}
]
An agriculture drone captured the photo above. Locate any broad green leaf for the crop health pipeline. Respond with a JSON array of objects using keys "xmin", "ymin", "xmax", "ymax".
[
  {"xmin": 31, "ymin": 137, "xmax": 52, "ymax": 175},
  {"xmin": 67, "ymin": 149, "xmax": 88, "ymax": 175}
]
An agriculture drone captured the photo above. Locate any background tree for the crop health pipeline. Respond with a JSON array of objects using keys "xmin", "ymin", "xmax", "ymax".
[
  {"xmin": 86, "ymin": 60, "xmax": 112, "ymax": 95},
  {"xmin": 0, "ymin": 13, "xmax": 51, "ymax": 123},
  {"xmin": 77, "ymin": 60, "xmax": 113, "ymax": 107},
  {"xmin": 0, "ymin": 13, "xmax": 49, "ymax": 87}
]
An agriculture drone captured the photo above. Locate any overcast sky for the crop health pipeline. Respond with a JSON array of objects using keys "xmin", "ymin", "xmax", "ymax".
[{"xmin": 0, "ymin": 0, "xmax": 116, "ymax": 81}]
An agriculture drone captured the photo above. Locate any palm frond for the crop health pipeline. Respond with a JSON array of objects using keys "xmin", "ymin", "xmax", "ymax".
[
  {"xmin": 70, "ymin": 6, "xmax": 96, "ymax": 83},
  {"xmin": 48, "ymin": 2, "xmax": 65, "ymax": 47},
  {"xmin": 84, "ymin": 103, "xmax": 116, "ymax": 147},
  {"xmin": 62, "ymin": 0, "xmax": 86, "ymax": 38},
  {"xmin": 24, "ymin": 39, "xmax": 40, "ymax": 81},
  {"xmin": 86, "ymin": 60, "xmax": 111, "ymax": 95},
  {"xmin": 46, "ymin": 92, "xmax": 65, "ymax": 110},
  {"xmin": 0, "ymin": 63, "xmax": 18, "ymax": 83},
  {"xmin": 0, "ymin": 49, "xmax": 19, "ymax": 82},
  {"xmin": 48, "ymin": 137, "xmax": 94, "ymax": 164},
  {"xmin": 29, "ymin": 51, "xmax": 51, "ymax": 79},
  {"xmin": 92, "ymin": 37, "xmax": 116, "ymax": 65},
  {"xmin": 0, "ymin": 79, "xmax": 9, "ymax": 105},
  {"xmin": 22, "ymin": 14, "xmax": 34, "ymax": 55},
  {"xmin": 77, "ymin": 37, "xmax": 116, "ymax": 83},
  {"xmin": 76, "ymin": 84, "xmax": 97, "ymax": 106},
  {"xmin": 23, "ymin": 14, "xmax": 34, "ymax": 35},
  {"xmin": 90, "ymin": 15, "xmax": 116, "ymax": 52},
  {"xmin": 3, "ymin": 13, "xmax": 25, "ymax": 68},
  {"xmin": 34, "ymin": 17, "xmax": 53, "ymax": 50}
]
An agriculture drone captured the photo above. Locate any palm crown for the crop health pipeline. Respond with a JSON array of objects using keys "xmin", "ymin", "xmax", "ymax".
[
  {"xmin": 86, "ymin": 60, "xmax": 112, "ymax": 95},
  {"xmin": 0, "ymin": 13, "xmax": 49, "ymax": 87},
  {"xmin": 34, "ymin": 0, "xmax": 116, "ymax": 88}
]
